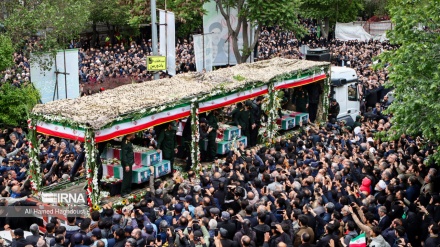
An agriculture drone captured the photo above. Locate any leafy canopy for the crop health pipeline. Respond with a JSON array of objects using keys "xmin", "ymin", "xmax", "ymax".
[
  {"xmin": 0, "ymin": 34, "xmax": 14, "ymax": 72},
  {"xmin": 3, "ymin": 0, "xmax": 92, "ymax": 51},
  {"xmin": 0, "ymin": 84, "xmax": 41, "ymax": 127},
  {"xmin": 301, "ymin": 0, "xmax": 363, "ymax": 23},
  {"xmin": 377, "ymin": 0, "xmax": 440, "ymax": 161},
  {"xmin": 119, "ymin": 0, "xmax": 206, "ymax": 36},
  {"xmin": 89, "ymin": 0, "xmax": 131, "ymax": 27},
  {"xmin": 216, "ymin": 0, "xmax": 306, "ymax": 63}
]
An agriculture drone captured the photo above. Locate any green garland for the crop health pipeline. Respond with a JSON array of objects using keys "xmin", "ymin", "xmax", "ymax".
[
  {"xmin": 259, "ymin": 82, "xmax": 281, "ymax": 143},
  {"xmin": 321, "ymin": 66, "xmax": 331, "ymax": 121},
  {"xmin": 27, "ymin": 118, "xmax": 42, "ymax": 197},
  {"xmin": 190, "ymin": 102, "xmax": 200, "ymax": 172},
  {"xmin": 84, "ymin": 129, "xmax": 100, "ymax": 209}
]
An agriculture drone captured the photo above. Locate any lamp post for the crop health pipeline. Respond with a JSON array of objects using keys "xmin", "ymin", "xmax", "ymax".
[{"xmin": 151, "ymin": 0, "xmax": 159, "ymax": 80}]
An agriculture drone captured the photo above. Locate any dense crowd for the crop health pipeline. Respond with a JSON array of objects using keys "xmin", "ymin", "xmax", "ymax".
[
  {"xmin": 1, "ymin": 19, "xmax": 393, "ymax": 100},
  {"xmin": 1, "ymin": 19, "xmax": 439, "ymax": 247},
  {"xmin": 1, "ymin": 84, "xmax": 440, "ymax": 247}
]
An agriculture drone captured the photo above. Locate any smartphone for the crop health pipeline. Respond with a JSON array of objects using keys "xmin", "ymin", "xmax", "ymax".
[
  {"xmin": 157, "ymin": 235, "xmax": 162, "ymax": 242},
  {"xmin": 231, "ymin": 216, "xmax": 238, "ymax": 220},
  {"xmin": 263, "ymin": 186, "xmax": 267, "ymax": 194},
  {"xmin": 276, "ymin": 210, "xmax": 285, "ymax": 214},
  {"xmin": 187, "ymin": 227, "xmax": 192, "ymax": 234},
  {"xmin": 174, "ymin": 229, "xmax": 180, "ymax": 233},
  {"xmin": 214, "ymin": 229, "xmax": 219, "ymax": 236}
]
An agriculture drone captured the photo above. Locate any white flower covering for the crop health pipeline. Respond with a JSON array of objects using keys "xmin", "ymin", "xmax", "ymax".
[{"xmin": 31, "ymin": 58, "xmax": 329, "ymax": 129}]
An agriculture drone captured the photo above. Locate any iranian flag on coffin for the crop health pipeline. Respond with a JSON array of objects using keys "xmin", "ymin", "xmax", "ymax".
[
  {"xmin": 349, "ymin": 233, "xmax": 366, "ymax": 247},
  {"xmin": 134, "ymin": 152, "xmax": 142, "ymax": 165},
  {"xmin": 103, "ymin": 164, "xmax": 114, "ymax": 177},
  {"xmin": 112, "ymin": 148, "xmax": 121, "ymax": 159}
]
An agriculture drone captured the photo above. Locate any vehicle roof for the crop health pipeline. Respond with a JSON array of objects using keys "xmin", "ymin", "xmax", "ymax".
[{"xmin": 331, "ymin": 66, "xmax": 357, "ymax": 80}]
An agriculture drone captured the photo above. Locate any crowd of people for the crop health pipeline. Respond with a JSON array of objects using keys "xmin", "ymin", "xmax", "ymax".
[
  {"xmin": 1, "ymin": 18, "xmax": 439, "ymax": 247},
  {"xmin": 1, "ymin": 19, "xmax": 394, "ymax": 99},
  {"xmin": 3, "ymin": 99, "xmax": 440, "ymax": 247}
]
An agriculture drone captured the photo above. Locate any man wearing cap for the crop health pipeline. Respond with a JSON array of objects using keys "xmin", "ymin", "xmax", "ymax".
[
  {"xmin": 182, "ymin": 195, "xmax": 195, "ymax": 217},
  {"xmin": 72, "ymin": 233, "xmax": 88, "ymax": 247},
  {"xmin": 172, "ymin": 203, "xmax": 184, "ymax": 225},
  {"xmin": 217, "ymin": 212, "xmax": 236, "ymax": 240},
  {"xmin": 157, "ymin": 122, "xmax": 178, "ymax": 170},
  {"xmin": 218, "ymin": 228, "xmax": 239, "ymax": 247},
  {"xmin": 91, "ymin": 228, "xmax": 108, "ymax": 247},
  {"xmin": 121, "ymin": 133, "xmax": 135, "ymax": 197}
]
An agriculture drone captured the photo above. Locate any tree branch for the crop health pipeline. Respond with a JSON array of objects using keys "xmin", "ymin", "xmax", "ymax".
[
  {"xmin": 216, "ymin": 0, "xmax": 235, "ymax": 36},
  {"xmin": 250, "ymin": 23, "xmax": 261, "ymax": 51},
  {"xmin": 233, "ymin": 0, "xmax": 245, "ymax": 35}
]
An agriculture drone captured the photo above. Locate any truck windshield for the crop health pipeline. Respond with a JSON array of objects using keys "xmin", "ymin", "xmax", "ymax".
[{"xmin": 348, "ymin": 84, "xmax": 357, "ymax": 101}]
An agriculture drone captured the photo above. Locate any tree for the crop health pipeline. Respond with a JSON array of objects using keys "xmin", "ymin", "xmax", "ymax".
[
  {"xmin": 363, "ymin": 0, "xmax": 390, "ymax": 19},
  {"xmin": 0, "ymin": 84, "xmax": 40, "ymax": 127},
  {"xmin": 301, "ymin": 0, "xmax": 363, "ymax": 39},
  {"xmin": 2, "ymin": 0, "xmax": 92, "ymax": 51},
  {"xmin": 0, "ymin": 34, "xmax": 14, "ymax": 72},
  {"xmin": 119, "ymin": 0, "xmax": 207, "ymax": 38},
  {"xmin": 377, "ymin": 0, "xmax": 440, "ymax": 162},
  {"xmin": 89, "ymin": 0, "xmax": 132, "ymax": 47},
  {"xmin": 215, "ymin": 0, "xmax": 306, "ymax": 64}
]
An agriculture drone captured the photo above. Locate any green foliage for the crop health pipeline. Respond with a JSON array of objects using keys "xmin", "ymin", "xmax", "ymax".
[
  {"xmin": 0, "ymin": 84, "xmax": 41, "ymax": 127},
  {"xmin": 301, "ymin": 0, "xmax": 363, "ymax": 38},
  {"xmin": 120, "ymin": 0, "xmax": 206, "ymax": 34},
  {"xmin": 245, "ymin": 0, "xmax": 305, "ymax": 33},
  {"xmin": 217, "ymin": 0, "xmax": 305, "ymax": 63},
  {"xmin": 363, "ymin": 0, "xmax": 390, "ymax": 18},
  {"xmin": 0, "ymin": 34, "xmax": 14, "ymax": 72},
  {"xmin": 3, "ymin": 0, "xmax": 92, "ymax": 51},
  {"xmin": 376, "ymin": 0, "xmax": 440, "ymax": 162},
  {"xmin": 90, "ymin": 0, "xmax": 131, "ymax": 26},
  {"xmin": 301, "ymin": 0, "xmax": 363, "ymax": 22}
]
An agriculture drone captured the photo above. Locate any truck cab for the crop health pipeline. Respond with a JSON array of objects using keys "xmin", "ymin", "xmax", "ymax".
[{"xmin": 330, "ymin": 66, "xmax": 360, "ymax": 125}]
